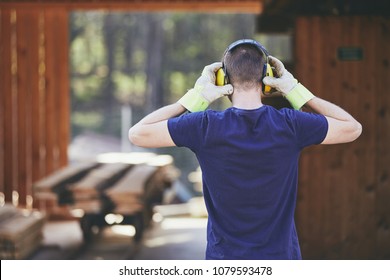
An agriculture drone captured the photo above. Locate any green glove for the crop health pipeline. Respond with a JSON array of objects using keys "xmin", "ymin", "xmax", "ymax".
[
  {"xmin": 263, "ymin": 56, "xmax": 315, "ymax": 110},
  {"xmin": 178, "ymin": 62, "xmax": 233, "ymax": 112}
]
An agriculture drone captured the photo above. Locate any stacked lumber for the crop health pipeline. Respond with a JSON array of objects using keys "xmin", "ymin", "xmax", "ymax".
[
  {"xmin": 103, "ymin": 160, "xmax": 179, "ymax": 231},
  {"xmin": 69, "ymin": 163, "xmax": 131, "ymax": 214},
  {"xmin": 33, "ymin": 162, "xmax": 99, "ymax": 219},
  {"xmin": 106, "ymin": 164, "xmax": 158, "ymax": 215},
  {"xmin": 32, "ymin": 153, "xmax": 179, "ymax": 224},
  {"xmin": 0, "ymin": 204, "xmax": 45, "ymax": 259}
]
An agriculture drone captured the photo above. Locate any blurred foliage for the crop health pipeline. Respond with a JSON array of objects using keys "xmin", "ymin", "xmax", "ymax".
[{"xmin": 70, "ymin": 12, "xmax": 256, "ymax": 137}]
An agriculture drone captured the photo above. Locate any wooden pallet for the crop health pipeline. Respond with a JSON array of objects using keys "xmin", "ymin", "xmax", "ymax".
[
  {"xmin": 34, "ymin": 161, "xmax": 99, "ymax": 196},
  {"xmin": 68, "ymin": 163, "xmax": 132, "ymax": 214},
  {"xmin": 31, "ymin": 153, "xmax": 179, "ymax": 241},
  {"xmin": 33, "ymin": 162, "xmax": 100, "ymax": 218},
  {"xmin": 69, "ymin": 163, "xmax": 131, "ymax": 199},
  {"xmin": 0, "ymin": 204, "xmax": 45, "ymax": 259},
  {"xmin": 106, "ymin": 164, "xmax": 158, "ymax": 215}
]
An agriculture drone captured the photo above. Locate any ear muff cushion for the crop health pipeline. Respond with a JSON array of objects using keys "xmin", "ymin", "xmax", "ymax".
[
  {"xmin": 263, "ymin": 63, "xmax": 274, "ymax": 93},
  {"xmin": 216, "ymin": 68, "xmax": 226, "ymax": 86}
]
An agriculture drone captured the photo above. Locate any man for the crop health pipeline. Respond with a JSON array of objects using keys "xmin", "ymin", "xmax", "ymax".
[{"xmin": 129, "ymin": 39, "xmax": 362, "ymax": 259}]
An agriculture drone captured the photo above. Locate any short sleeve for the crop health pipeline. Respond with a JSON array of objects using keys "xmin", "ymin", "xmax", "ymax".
[
  {"xmin": 288, "ymin": 110, "xmax": 328, "ymax": 149},
  {"xmin": 167, "ymin": 112, "xmax": 206, "ymax": 151}
]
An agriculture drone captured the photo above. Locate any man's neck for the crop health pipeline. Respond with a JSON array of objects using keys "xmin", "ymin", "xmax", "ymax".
[{"xmin": 231, "ymin": 87, "xmax": 264, "ymax": 110}]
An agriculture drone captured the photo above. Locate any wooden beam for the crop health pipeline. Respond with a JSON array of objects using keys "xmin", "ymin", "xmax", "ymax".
[
  {"xmin": 0, "ymin": 1, "xmax": 263, "ymax": 13},
  {"xmin": 1, "ymin": 9, "xmax": 18, "ymax": 203},
  {"xmin": 15, "ymin": 9, "xmax": 41, "ymax": 206},
  {"xmin": 41, "ymin": 9, "xmax": 70, "ymax": 172},
  {"xmin": 55, "ymin": 9, "xmax": 70, "ymax": 170},
  {"xmin": 0, "ymin": 9, "xmax": 6, "ymax": 202},
  {"xmin": 375, "ymin": 17, "xmax": 390, "ymax": 259},
  {"xmin": 43, "ymin": 9, "xmax": 57, "ymax": 174},
  {"xmin": 16, "ymin": 9, "xmax": 29, "ymax": 206},
  {"xmin": 31, "ymin": 11, "xmax": 46, "ymax": 184}
]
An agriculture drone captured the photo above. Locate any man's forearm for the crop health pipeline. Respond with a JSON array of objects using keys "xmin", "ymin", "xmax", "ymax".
[
  {"xmin": 138, "ymin": 103, "xmax": 187, "ymax": 125},
  {"xmin": 304, "ymin": 97, "xmax": 357, "ymax": 122}
]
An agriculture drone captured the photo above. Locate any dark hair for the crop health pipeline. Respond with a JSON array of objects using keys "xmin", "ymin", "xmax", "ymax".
[{"xmin": 223, "ymin": 44, "xmax": 266, "ymax": 90}]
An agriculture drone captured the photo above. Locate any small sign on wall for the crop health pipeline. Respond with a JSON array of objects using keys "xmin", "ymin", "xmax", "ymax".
[{"xmin": 337, "ymin": 47, "xmax": 364, "ymax": 61}]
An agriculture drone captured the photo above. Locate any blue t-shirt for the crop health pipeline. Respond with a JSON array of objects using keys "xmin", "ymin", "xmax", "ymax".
[{"xmin": 168, "ymin": 105, "xmax": 328, "ymax": 260}]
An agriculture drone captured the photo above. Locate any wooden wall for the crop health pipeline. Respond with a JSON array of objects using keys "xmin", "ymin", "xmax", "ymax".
[
  {"xmin": 0, "ymin": 8, "xmax": 69, "ymax": 207},
  {"xmin": 295, "ymin": 16, "xmax": 390, "ymax": 259}
]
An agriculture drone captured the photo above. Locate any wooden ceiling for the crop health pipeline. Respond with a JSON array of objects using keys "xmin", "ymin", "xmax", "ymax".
[
  {"xmin": 0, "ymin": 0, "xmax": 263, "ymax": 13},
  {"xmin": 257, "ymin": 0, "xmax": 390, "ymax": 33},
  {"xmin": 1, "ymin": 1, "xmax": 388, "ymax": 15}
]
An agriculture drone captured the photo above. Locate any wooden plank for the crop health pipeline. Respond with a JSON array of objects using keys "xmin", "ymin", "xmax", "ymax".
[
  {"xmin": 0, "ymin": 0, "xmax": 263, "ymax": 13},
  {"xmin": 0, "ymin": 9, "xmax": 6, "ymax": 201},
  {"xmin": 293, "ymin": 17, "xmax": 311, "ymax": 256},
  {"xmin": 323, "ymin": 22, "xmax": 346, "ymax": 256},
  {"xmin": 106, "ymin": 164, "xmax": 158, "ymax": 214},
  {"xmin": 55, "ymin": 9, "xmax": 70, "ymax": 169},
  {"xmin": 43, "ymin": 8, "xmax": 69, "ymax": 172},
  {"xmin": 0, "ymin": 205, "xmax": 45, "ymax": 259},
  {"xmin": 69, "ymin": 163, "xmax": 131, "ymax": 200},
  {"xmin": 33, "ymin": 161, "xmax": 99, "ymax": 210},
  {"xmin": 298, "ymin": 16, "xmax": 327, "ymax": 258},
  {"xmin": 0, "ymin": 205, "xmax": 45, "ymax": 240},
  {"xmin": 13, "ymin": 9, "xmax": 41, "ymax": 207},
  {"xmin": 43, "ymin": 9, "xmax": 57, "ymax": 174},
  {"xmin": 1, "ymin": 231, "xmax": 42, "ymax": 260},
  {"xmin": 2, "ymin": 9, "xmax": 17, "ymax": 203},
  {"xmin": 354, "ymin": 16, "xmax": 377, "ymax": 259},
  {"xmin": 342, "ymin": 17, "xmax": 361, "ymax": 259},
  {"xmin": 33, "ymin": 162, "xmax": 99, "ymax": 193},
  {"xmin": 0, "ymin": 204, "xmax": 19, "ymax": 222},
  {"xmin": 375, "ymin": 17, "xmax": 390, "ymax": 259},
  {"xmin": 15, "ymin": 8, "xmax": 26, "ymax": 205},
  {"xmin": 0, "ymin": 211, "xmax": 45, "ymax": 241},
  {"xmin": 309, "ymin": 17, "xmax": 328, "ymax": 257},
  {"xmin": 23, "ymin": 10, "xmax": 40, "ymax": 206},
  {"xmin": 31, "ymin": 11, "xmax": 46, "ymax": 183},
  {"xmin": 323, "ymin": 17, "xmax": 344, "ymax": 259},
  {"xmin": 327, "ymin": 17, "xmax": 346, "ymax": 259},
  {"xmin": 107, "ymin": 164, "xmax": 157, "ymax": 196},
  {"xmin": 72, "ymin": 199, "xmax": 103, "ymax": 214}
]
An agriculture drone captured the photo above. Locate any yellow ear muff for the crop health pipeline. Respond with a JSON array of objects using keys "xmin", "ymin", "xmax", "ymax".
[
  {"xmin": 264, "ymin": 63, "xmax": 274, "ymax": 93},
  {"xmin": 216, "ymin": 68, "xmax": 226, "ymax": 86}
]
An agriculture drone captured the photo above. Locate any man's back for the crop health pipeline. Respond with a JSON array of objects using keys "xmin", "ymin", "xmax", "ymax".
[
  {"xmin": 129, "ymin": 47, "xmax": 361, "ymax": 259},
  {"xmin": 168, "ymin": 105, "xmax": 328, "ymax": 259}
]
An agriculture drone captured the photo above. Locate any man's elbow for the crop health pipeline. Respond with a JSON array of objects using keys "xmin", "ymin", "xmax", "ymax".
[
  {"xmin": 355, "ymin": 121, "xmax": 363, "ymax": 139},
  {"xmin": 322, "ymin": 118, "xmax": 363, "ymax": 145},
  {"xmin": 128, "ymin": 126, "xmax": 145, "ymax": 147},
  {"xmin": 350, "ymin": 121, "xmax": 363, "ymax": 142}
]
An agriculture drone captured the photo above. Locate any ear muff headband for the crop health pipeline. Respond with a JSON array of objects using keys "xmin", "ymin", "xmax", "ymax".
[{"xmin": 218, "ymin": 39, "xmax": 273, "ymax": 93}]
